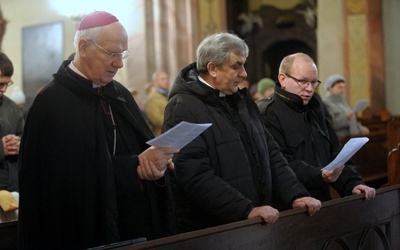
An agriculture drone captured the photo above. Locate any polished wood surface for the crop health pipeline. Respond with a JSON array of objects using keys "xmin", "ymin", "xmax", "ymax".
[
  {"xmin": 340, "ymin": 131, "xmax": 388, "ymax": 183},
  {"xmin": 3, "ymin": 186, "xmax": 399, "ymax": 250},
  {"xmin": 387, "ymin": 116, "xmax": 400, "ymax": 154},
  {"xmin": 113, "ymin": 185, "xmax": 400, "ymax": 250},
  {"xmin": 388, "ymin": 143, "xmax": 400, "ymax": 185}
]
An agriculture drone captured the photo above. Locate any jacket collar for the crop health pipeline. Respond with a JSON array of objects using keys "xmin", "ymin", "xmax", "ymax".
[
  {"xmin": 274, "ymin": 81, "xmax": 320, "ymax": 113},
  {"xmin": 54, "ymin": 60, "xmax": 126, "ymax": 103}
]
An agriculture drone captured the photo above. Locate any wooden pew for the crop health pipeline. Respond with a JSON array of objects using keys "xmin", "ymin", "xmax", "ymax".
[
  {"xmin": 3, "ymin": 186, "xmax": 399, "ymax": 249},
  {"xmin": 387, "ymin": 116, "xmax": 400, "ymax": 154},
  {"xmin": 339, "ymin": 131, "xmax": 388, "ymax": 185},
  {"xmin": 338, "ymin": 116, "xmax": 400, "ymax": 187},
  {"xmin": 388, "ymin": 143, "xmax": 400, "ymax": 185},
  {"xmin": 111, "ymin": 185, "xmax": 400, "ymax": 250}
]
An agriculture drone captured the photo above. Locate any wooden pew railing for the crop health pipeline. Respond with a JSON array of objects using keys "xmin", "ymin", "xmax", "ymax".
[
  {"xmin": 388, "ymin": 143, "xmax": 400, "ymax": 186},
  {"xmin": 385, "ymin": 116, "xmax": 400, "ymax": 187},
  {"xmin": 110, "ymin": 185, "xmax": 400, "ymax": 250},
  {"xmin": 2, "ymin": 186, "xmax": 399, "ymax": 250},
  {"xmin": 387, "ymin": 116, "xmax": 400, "ymax": 153}
]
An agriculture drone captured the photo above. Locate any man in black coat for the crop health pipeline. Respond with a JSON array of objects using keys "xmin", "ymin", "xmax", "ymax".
[
  {"xmin": 258, "ymin": 52, "xmax": 375, "ymax": 201},
  {"xmin": 18, "ymin": 11, "xmax": 178, "ymax": 249},
  {"xmin": 163, "ymin": 32, "xmax": 321, "ymax": 233}
]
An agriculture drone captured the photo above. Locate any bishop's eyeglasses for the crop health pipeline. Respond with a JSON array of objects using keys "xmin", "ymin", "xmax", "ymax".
[{"xmin": 89, "ymin": 40, "xmax": 131, "ymax": 60}]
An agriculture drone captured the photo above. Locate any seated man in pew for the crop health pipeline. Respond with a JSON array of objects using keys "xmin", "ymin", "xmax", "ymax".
[
  {"xmin": 163, "ymin": 32, "xmax": 321, "ymax": 234},
  {"xmin": 258, "ymin": 52, "xmax": 376, "ymax": 202}
]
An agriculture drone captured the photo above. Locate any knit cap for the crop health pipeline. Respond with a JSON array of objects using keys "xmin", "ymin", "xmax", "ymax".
[
  {"xmin": 257, "ymin": 78, "xmax": 275, "ymax": 94},
  {"xmin": 325, "ymin": 74, "xmax": 345, "ymax": 90}
]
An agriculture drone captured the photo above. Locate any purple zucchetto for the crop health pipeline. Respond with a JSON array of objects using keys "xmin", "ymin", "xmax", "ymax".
[{"xmin": 77, "ymin": 11, "xmax": 119, "ymax": 31}]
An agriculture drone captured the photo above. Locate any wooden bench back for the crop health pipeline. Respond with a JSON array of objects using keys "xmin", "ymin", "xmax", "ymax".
[{"xmin": 388, "ymin": 143, "xmax": 400, "ymax": 185}]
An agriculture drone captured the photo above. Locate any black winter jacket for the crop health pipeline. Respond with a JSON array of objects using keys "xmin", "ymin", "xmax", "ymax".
[
  {"xmin": 164, "ymin": 63, "xmax": 310, "ymax": 233},
  {"xmin": 258, "ymin": 83, "xmax": 364, "ymax": 201}
]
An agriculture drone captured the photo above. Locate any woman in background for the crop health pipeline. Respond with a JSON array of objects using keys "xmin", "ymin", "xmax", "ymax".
[{"xmin": 323, "ymin": 74, "xmax": 369, "ymax": 137}]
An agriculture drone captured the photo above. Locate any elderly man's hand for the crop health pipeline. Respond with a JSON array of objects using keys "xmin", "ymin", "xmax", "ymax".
[
  {"xmin": 248, "ymin": 205, "xmax": 279, "ymax": 224},
  {"xmin": 292, "ymin": 197, "xmax": 321, "ymax": 216},
  {"xmin": 352, "ymin": 184, "xmax": 376, "ymax": 200},
  {"xmin": 322, "ymin": 165, "xmax": 345, "ymax": 183},
  {"xmin": 137, "ymin": 146, "xmax": 179, "ymax": 180}
]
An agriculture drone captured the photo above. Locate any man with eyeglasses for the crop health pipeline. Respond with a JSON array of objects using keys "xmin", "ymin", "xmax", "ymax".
[
  {"xmin": 0, "ymin": 52, "xmax": 24, "ymax": 195},
  {"xmin": 258, "ymin": 52, "xmax": 375, "ymax": 202},
  {"xmin": 18, "ymin": 11, "xmax": 178, "ymax": 249},
  {"xmin": 164, "ymin": 33, "xmax": 321, "ymax": 234}
]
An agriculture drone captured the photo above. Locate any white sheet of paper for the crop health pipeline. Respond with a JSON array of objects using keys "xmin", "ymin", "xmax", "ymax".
[
  {"xmin": 146, "ymin": 121, "xmax": 212, "ymax": 149},
  {"xmin": 321, "ymin": 137, "xmax": 369, "ymax": 171},
  {"xmin": 353, "ymin": 99, "xmax": 368, "ymax": 113}
]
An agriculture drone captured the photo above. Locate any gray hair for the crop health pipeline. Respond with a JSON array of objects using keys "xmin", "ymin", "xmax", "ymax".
[
  {"xmin": 279, "ymin": 52, "xmax": 314, "ymax": 74},
  {"xmin": 73, "ymin": 27, "xmax": 102, "ymax": 56},
  {"xmin": 196, "ymin": 32, "xmax": 249, "ymax": 73},
  {"xmin": 152, "ymin": 70, "xmax": 167, "ymax": 82}
]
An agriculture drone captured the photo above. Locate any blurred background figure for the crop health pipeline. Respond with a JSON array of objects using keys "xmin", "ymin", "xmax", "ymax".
[
  {"xmin": 145, "ymin": 70, "xmax": 170, "ymax": 136},
  {"xmin": 8, "ymin": 86, "xmax": 27, "ymax": 118},
  {"xmin": 323, "ymin": 74, "xmax": 370, "ymax": 137},
  {"xmin": 0, "ymin": 52, "xmax": 24, "ymax": 196},
  {"xmin": 249, "ymin": 83, "xmax": 260, "ymax": 103},
  {"xmin": 239, "ymin": 77, "xmax": 250, "ymax": 89},
  {"xmin": 257, "ymin": 78, "xmax": 275, "ymax": 100},
  {"xmin": 129, "ymin": 87, "xmax": 140, "ymax": 106}
]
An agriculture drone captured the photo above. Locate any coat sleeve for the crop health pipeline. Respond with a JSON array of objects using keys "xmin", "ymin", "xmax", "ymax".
[
  {"xmin": 265, "ymin": 129, "xmax": 311, "ymax": 207},
  {"xmin": 112, "ymin": 155, "xmax": 143, "ymax": 193},
  {"xmin": 261, "ymin": 107, "xmax": 325, "ymax": 190},
  {"xmin": 326, "ymin": 122, "xmax": 364, "ymax": 196},
  {"xmin": 0, "ymin": 103, "xmax": 24, "ymax": 163}
]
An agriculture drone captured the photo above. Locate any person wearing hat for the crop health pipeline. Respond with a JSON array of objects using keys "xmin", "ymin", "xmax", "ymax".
[
  {"xmin": 257, "ymin": 77, "xmax": 275, "ymax": 100},
  {"xmin": 323, "ymin": 74, "xmax": 370, "ymax": 137},
  {"xmin": 18, "ymin": 11, "xmax": 179, "ymax": 249}
]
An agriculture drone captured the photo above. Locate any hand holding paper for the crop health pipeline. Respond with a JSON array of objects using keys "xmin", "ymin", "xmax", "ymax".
[
  {"xmin": 147, "ymin": 121, "xmax": 212, "ymax": 149},
  {"xmin": 321, "ymin": 137, "xmax": 369, "ymax": 171}
]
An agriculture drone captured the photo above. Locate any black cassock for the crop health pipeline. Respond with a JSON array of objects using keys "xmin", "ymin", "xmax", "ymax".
[{"xmin": 18, "ymin": 60, "xmax": 174, "ymax": 249}]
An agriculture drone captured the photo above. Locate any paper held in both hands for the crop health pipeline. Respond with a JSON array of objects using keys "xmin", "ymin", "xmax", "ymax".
[
  {"xmin": 146, "ymin": 121, "xmax": 212, "ymax": 149},
  {"xmin": 321, "ymin": 137, "xmax": 369, "ymax": 171}
]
